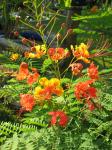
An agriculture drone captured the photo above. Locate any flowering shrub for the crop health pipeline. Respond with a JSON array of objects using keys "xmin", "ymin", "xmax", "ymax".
[
  {"xmin": 0, "ymin": 1, "xmax": 112, "ymax": 149},
  {"xmin": 13, "ymin": 41, "xmax": 102, "ymax": 128}
]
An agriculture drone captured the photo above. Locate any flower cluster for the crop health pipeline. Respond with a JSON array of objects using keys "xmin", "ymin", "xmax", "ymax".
[
  {"xmin": 16, "ymin": 62, "xmax": 39, "ymax": 85},
  {"xmin": 48, "ymin": 111, "xmax": 68, "ymax": 127},
  {"xmin": 71, "ymin": 43, "xmax": 90, "ymax": 63},
  {"xmin": 74, "ymin": 62, "xmax": 99, "ymax": 111},
  {"xmin": 74, "ymin": 79, "xmax": 97, "ymax": 111},
  {"xmin": 20, "ymin": 94, "xmax": 35, "ymax": 111},
  {"xmin": 74, "ymin": 61, "xmax": 99, "ymax": 111},
  {"xmin": 48, "ymin": 48, "xmax": 70, "ymax": 61},
  {"xmin": 34, "ymin": 77, "xmax": 64, "ymax": 101},
  {"xmin": 70, "ymin": 63, "xmax": 83, "ymax": 76},
  {"xmin": 24, "ymin": 44, "xmax": 46, "ymax": 59},
  {"xmin": 75, "ymin": 79, "xmax": 97, "ymax": 100},
  {"xmin": 88, "ymin": 62, "xmax": 99, "ymax": 80},
  {"xmin": 16, "ymin": 40, "xmax": 100, "ymax": 127}
]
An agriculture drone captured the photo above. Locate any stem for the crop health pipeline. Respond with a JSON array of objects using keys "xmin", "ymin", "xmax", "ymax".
[
  {"xmin": 61, "ymin": 57, "xmax": 76, "ymax": 76},
  {"xmin": 59, "ymin": 32, "xmax": 68, "ymax": 46},
  {"xmin": 48, "ymin": 28, "xmax": 62, "ymax": 48},
  {"xmin": 56, "ymin": 62, "xmax": 61, "ymax": 79},
  {"xmin": 46, "ymin": 17, "xmax": 57, "ymax": 43}
]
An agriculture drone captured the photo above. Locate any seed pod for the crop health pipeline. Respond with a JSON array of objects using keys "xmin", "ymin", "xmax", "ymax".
[
  {"xmin": 22, "ymin": 38, "xmax": 28, "ymax": 44},
  {"xmin": 61, "ymin": 23, "xmax": 66, "ymax": 29},
  {"xmin": 67, "ymin": 28, "xmax": 73, "ymax": 35}
]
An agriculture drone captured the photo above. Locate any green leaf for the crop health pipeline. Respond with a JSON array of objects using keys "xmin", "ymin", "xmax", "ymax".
[
  {"xmin": 41, "ymin": 58, "xmax": 52, "ymax": 73},
  {"xmin": 64, "ymin": 0, "xmax": 72, "ymax": 8}
]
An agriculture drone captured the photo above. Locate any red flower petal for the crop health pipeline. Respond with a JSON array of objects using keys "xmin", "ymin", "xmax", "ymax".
[{"xmin": 48, "ymin": 111, "xmax": 68, "ymax": 127}]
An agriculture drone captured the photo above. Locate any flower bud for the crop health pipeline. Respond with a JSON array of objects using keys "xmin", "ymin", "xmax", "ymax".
[
  {"xmin": 61, "ymin": 23, "xmax": 66, "ymax": 29},
  {"xmin": 56, "ymin": 33, "xmax": 62, "ymax": 41},
  {"xmin": 22, "ymin": 38, "xmax": 28, "ymax": 44},
  {"xmin": 31, "ymin": 46, "xmax": 36, "ymax": 52},
  {"xmin": 90, "ymin": 5, "xmax": 98, "ymax": 13},
  {"xmin": 67, "ymin": 28, "xmax": 73, "ymax": 35}
]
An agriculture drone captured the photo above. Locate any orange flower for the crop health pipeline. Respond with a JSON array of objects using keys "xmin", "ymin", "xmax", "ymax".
[
  {"xmin": 52, "ymin": 87, "xmax": 64, "ymax": 96},
  {"xmin": 16, "ymin": 62, "xmax": 39, "ymax": 85},
  {"xmin": 70, "ymin": 63, "xmax": 83, "ymax": 76},
  {"xmin": 27, "ymin": 72, "xmax": 39, "ymax": 85},
  {"xmin": 34, "ymin": 86, "xmax": 52, "ymax": 101},
  {"xmin": 74, "ymin": 80, "xmax": 97, "ymax": 111},
  {"xmin": 88, "ymin": 63, "xmax": 99, "ymax": 80},
  {"xmin": 74, "ymin": 79, "xmax": 97, "ymax": 100},
  {"xmin": 48, "ymin": 111, "xmax": 68, "ymax": 127},
  {"xmin": 48, "ymin": 48, "xmax": 65, "ymax": 61},
  {"xmin": 16, "ymin": 62, "xmax": 29, "ymax": 80},
  {"xmin": 20, "ymin": 94, "xmax": 35, "ymax": 111},
  {"xmin": 71, "ymin": 43, "xmax": 90, "ymax": 63},
  {"xmin": 34, "ymin": 78, "xmax": 64, "ymax": 101}
]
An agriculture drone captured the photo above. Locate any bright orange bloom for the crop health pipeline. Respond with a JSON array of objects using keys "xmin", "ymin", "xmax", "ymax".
[
  {"xmin": 16, "ymin": 62, "xmax": 29, "ymax": 80},
  {"xmin": 88, "ymin": 63, "xmax": 99, "ymax": 80},
  {"xmin": 74, "ymin": 80, "xmax": 97, "ymax": 111},
  {"xmin": 48, "ymin": 48, "xmax": 65, "ymax": 61},
  {"xmin": 71, "ymin": 43, "xmax": 90, "ymax": 63},
  {"xmin": 16, "ymin": 62, "xmax": 39, "ymax": 85},
  {"xmin": 34, "ymin": 78, "xmax": 64, "ymax": 101},
  {"xmin": 52, "ymin": 87, "xmax": 64, "ymax": 96},
  {"xmin": 27, "ymin": 72, "xmax": 39, "ymax": 85},
  {"xmin": 20, "ymin": 94, "xmax": 35, "ymax": 111},
  {"xmin": 48, "ymin": 111, "xmax": 68, "ymax": 127},
  {"xmin": 70, "ymin": 63, "xmax": 83, "ymax": 76},
  {"xmin": 74, "ymin": 79, "xmax": 97, "ymax": 100}
]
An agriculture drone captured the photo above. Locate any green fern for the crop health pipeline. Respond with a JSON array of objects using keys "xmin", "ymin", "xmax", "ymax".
[{"xmin": 0, "ymin": 121, "xmax": 37, "ymax": 144}]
